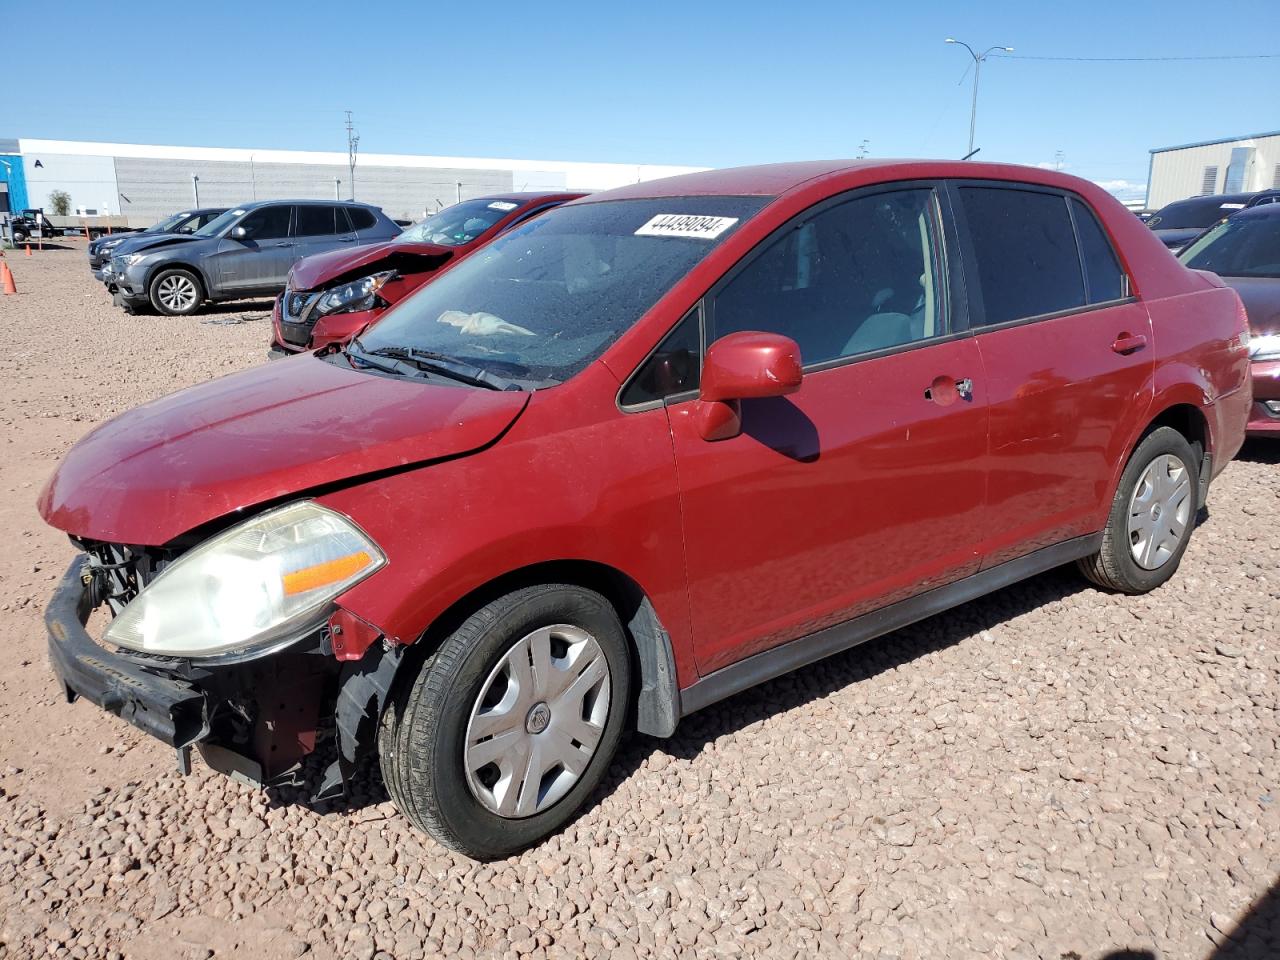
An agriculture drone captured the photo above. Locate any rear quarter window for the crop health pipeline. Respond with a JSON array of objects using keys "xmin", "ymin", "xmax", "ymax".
[
  {"xmin": 347, "ymin": 207, "xmax": 377, "ymax": 231},
  {"xmin": 959, "ymin": 186, "xmax": 1086, "ymax": 326},
  {"xmin": 1069, "ymin": 198, "xmax": 1127, "ymax": 303}
]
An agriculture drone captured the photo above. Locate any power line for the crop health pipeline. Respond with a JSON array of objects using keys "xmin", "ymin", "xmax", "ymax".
[{"xmin": 998, "ymin": 52, "xmax": 1280, "ymax": 62}]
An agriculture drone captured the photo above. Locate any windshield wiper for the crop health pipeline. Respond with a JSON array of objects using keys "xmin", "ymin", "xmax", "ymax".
[{"xmin": 361, "ymin": 345, "xmax": 520, "ymax": 391}]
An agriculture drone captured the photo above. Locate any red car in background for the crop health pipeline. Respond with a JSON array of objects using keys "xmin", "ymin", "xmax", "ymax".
[
  {"xmin": 270, "ymin": 191, "xmax": 585, "ymax": 356},
  {"xmin": 1178, "ymin": 202, "xmax": 1280, "ymax": 437}
]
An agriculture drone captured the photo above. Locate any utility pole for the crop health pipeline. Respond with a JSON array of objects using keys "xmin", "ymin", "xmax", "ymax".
[
  {"xmin": 191, "ymin": 174, "xmax": 200, "ymax": 206},
  {"xmin": 1054, "ymin": 149, "xmax": 1066, "ymax": 171},
  {"xmin": 345, "ymin": 111, "xmax": 359, "ymax": 201},
  {"xmin": 945, "ymin": 39, "xmax": 1014, "ymax": 157}
]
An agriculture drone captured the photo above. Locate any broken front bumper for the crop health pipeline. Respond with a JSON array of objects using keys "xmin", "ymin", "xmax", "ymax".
[
  {"xmin": 44, "ymin": 557, "xmax": 400, "ymax": 797},
  {"xmin": 46, "ymin": 557, "xmax": 209, "ymax": 750}
]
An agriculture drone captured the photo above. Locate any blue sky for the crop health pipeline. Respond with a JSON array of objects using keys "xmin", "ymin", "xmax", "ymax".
[{"xmin": 5, "ymin": 0, "xmax": 1278, "ymax": 199}]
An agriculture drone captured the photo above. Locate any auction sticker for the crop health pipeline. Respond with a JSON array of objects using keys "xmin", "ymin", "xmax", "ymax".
[
  {"xmin": 488, "ymin": 201, "xmax": 519, "ymax": 211},
  {"xmin": 635, "ymin": 214, "xmax": 739, "ymax": 240}
]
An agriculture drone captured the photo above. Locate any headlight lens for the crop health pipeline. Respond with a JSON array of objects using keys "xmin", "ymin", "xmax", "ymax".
[
  {"xmin": 104, "ymin": 502, "xmax": 385, "ymax": 658},
  {"xmin": 122, "ymin": 252, "xmax": 147, "ymax": 266},
  {"xmin": 1248, "ymin": 333, "xmax": 1280, "ymax": 362},
  {"xmin": 314, "ymin": 271, "xmax": 396, "ymax": 317},
  {"xmin": 100, "ymin": 238, "xmax": 123, "ymax": 250}
]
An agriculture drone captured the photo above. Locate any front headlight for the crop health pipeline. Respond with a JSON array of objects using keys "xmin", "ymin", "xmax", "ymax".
[
  {"xmin": 1248, "ymin": 333, "xmax": 1280, "ymax": 362},
  {"xmin": 100, "ymin": 238, "xmax": 124, "ymax": 251},
  {"xmin": 122, "ymin": 252, "xmax": 148, "ymax": 267},
  {"xmin": 314, "ymin": 271, "xmax": 396, "ymax": 317},
  {"xmin": 103, "ymin": 502, "xmax": 385, "ymax": 658}
]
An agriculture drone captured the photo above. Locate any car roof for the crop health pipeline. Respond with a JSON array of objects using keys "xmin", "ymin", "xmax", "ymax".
[
  {"xmin": 576, "ymin": 159, "xmax": 1104, "ymax": 203},
  {"xmin": 234, "ymin": 199, "xmax": 383, "ymax": 210},
  {"xmin": 460, "ymin": 191, "xmax": 587, "ymax": 206},
  {"xmin": 1233, "ymin": 202, "xmax": 1280, "ymax": 220},
  {"xmin": 1156, "ymin": 191, "xmax": 1275, "ymax": 212}
]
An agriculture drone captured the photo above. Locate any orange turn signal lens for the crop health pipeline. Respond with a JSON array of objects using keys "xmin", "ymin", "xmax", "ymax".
[{"xmin": 282, "ymin": 551, "xmax": 372, "ymax": 596}]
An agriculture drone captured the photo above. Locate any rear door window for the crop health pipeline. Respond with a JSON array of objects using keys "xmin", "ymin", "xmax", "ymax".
[
  {"xmin": 958, "ymin": 186, "xmax": 1085, "ymax": 326},
  {"xmin": 294, "ymin": 204, "xmax": 342, "ymax": 236}
]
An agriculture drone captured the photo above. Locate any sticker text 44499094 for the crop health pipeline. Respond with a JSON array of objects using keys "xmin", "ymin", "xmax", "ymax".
[{"xmin": 634, "ymin": 214, "xmax": 739, "ymax": 240}]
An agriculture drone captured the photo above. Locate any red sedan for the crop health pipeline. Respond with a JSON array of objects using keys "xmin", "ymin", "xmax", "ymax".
[
  {"xmin": 270, "ymin": 191, "xmax": 585, "ymax": 355},
  {"xmin": 1178, "ymin": 202, "xmax": 1280, "ymax": 437},
  {"xmin": 40, "ymin": 160, "xmax": 1249, "ymax": 858}
]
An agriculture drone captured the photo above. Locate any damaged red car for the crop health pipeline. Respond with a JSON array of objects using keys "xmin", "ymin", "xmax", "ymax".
[
  {"xmin": 269, "ymin": 192, "xmax": 584, "ymax": 356},
  {"xmin": 40, "ymin": 161, "xmax": 1249, "ymax": 859}
]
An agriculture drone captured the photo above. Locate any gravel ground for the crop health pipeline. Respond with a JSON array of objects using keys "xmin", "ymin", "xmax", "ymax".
[{"xmin": 0, "ymin": 245, "xmax": 1277, "ymax": 960}]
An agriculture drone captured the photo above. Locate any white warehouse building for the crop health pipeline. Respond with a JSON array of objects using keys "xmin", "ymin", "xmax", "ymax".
[
  {"xmin": 4, "ymin": 137, "xmax": 707, "ymax": 225},
  {"xmin": 1147, "ymin": 130, "xmax": 1280, "ymax": 210}
]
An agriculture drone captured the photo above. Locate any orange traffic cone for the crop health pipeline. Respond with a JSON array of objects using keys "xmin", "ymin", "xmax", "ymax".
[
  {"xmin": 1, "ymin": 261, "xmax": 16, "ymax": 295},
  {"xmin": 24, "ymin": 243, "xmax": 31, "ymax": 257}
]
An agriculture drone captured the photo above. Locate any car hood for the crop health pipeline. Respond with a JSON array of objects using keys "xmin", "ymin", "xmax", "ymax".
[
  {"xmin": 1220, "ymin": 276, "xmax": 1280, "ymax": 337},
  {"xmin": 95, "ymin": 231, "xmax": 183, "ymax": 257},
  {"xmin": 38, "ymin": 354, "xmax": 528, "ymax": 545},
  {"xmin": 118, "ymin": 233, "xmax": 210, "ymax": 256},
  {"xmin": 1152, "ymin": 227, "xmax": 1205, "ymax": 248},
  {"xmin": 289, "ymin": 240, "xmax": 457, "ymax": 291}
]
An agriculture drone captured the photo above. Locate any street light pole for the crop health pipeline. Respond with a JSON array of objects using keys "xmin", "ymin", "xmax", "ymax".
[{"xmin": 945, "ymin": 38, "xmax": 1014, "ymax": 156}]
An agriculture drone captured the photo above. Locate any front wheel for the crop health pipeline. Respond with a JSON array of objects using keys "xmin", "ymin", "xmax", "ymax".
[
  {"xmin": 380, "ymin": 584, "xmax": 631, "ymax": 859},
  {"xmin": 1078, "ymin": 426, "xmax": 1199, "ymax": 593},
  {"xmin": 148, "ymin": 268, "xmax": 203, "ymax": 316}
]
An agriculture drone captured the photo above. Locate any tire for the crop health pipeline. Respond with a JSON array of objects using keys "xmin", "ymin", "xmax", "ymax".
[
  {"xmin": 1078, "ymin": 426, "xmax": 1199, "ymax": 594},
  {"xmin": 381, "ymin": 584, "xmax": 632, "ymax": 859},
  {"xmin": 148, "ymin": 268, "xmax": 203, "ymax": 316},
  {"xmin": 11, "ymin": 230, "xmax": 27, "ymax": 245}
]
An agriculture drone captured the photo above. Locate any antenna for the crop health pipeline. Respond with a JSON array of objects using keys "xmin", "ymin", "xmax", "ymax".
[{"xmin": 345, "ymin": 111, "xmax": 360, "ymax": 201}]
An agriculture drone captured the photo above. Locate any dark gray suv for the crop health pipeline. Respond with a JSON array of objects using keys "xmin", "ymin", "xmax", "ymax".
[{"xmin": 107, "ymin": 200, "xmax": 401, "ymax": 315}]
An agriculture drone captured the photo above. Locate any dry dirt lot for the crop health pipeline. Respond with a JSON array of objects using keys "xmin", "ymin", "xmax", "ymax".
[{"xmin": 0, "ymin": 244, "xmax": 1277, "ymax": 960}]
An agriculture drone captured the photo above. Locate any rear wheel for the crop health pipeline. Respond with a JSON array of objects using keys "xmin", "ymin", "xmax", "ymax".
[
  {"xmin": 380, "ymin": 584, "xmax": 631, "ymax": 859},
  {"xmin": 11, "ymin": 229, "xmax": 27, "ymax": 245},
  {"xmin": 148, "ymin": 268, "xmax": 203, "ymax": 316},
  {"xmin": 1078, "ymin": 426, "xmax": 1198, "ymax": 593}
]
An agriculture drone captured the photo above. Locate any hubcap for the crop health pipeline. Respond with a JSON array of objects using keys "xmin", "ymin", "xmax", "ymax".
[
  {"xmin": 463, "ymin": 624, "xmax": 611, "ymax": 819},
  {"xmin": 158, "ymin": 275, "xmax": 197, "ymax": 312},
  {"xmin": 1127, "ymin": 453, "xmax": 1192, "ymax": 570}
]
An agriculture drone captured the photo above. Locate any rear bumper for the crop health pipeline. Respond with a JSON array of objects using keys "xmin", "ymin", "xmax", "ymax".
[{"xmin": 1248, "ymin": 359, "xmax": 1280, "ymax": 437}]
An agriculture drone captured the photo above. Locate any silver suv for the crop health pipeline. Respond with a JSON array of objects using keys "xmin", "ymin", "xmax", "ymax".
[{"xmin": 107, "ymin": 200, "xmax": 401, "ymax": 316}]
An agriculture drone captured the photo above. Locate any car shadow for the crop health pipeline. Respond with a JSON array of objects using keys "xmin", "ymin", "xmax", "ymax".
[
  {"xmin": 604, "ymin": 561, "xmax": 1091, "ymax": 789},
  {"xmin": 1095, "ymin": 874, "xmax": 1280, "ymax": 958},
  {"xmin": 1235, "ymin": 439, "xmax": 1279, "ymax": 465}
]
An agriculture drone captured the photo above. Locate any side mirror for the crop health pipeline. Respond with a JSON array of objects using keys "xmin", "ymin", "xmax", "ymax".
[
  {"xmin": 695, "ymin": 331, "xmax": 803, "ymax": 441},
  {"xmin": 230, "ymin": 225, "xmax": 248, "ymax": 240}
]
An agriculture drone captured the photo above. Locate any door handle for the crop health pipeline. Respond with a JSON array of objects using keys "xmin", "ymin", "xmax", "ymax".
[
  {"xmin": 1111, "ymin": 333, "xmax": 1147, "ymax": 355},
  {"xmin": 924, "ymin": 376, "xmax": 974, "ymax": 404}
]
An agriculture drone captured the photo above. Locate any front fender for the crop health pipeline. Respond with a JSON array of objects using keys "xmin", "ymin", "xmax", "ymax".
[{"xmin": 316, "ymin": 382, "xmax": 698, "ymax": 691}]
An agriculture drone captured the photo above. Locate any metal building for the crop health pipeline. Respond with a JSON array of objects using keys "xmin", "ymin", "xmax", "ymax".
[
  {"xmin": 1147, "ymin": 130, "xmax": 1280, "ymax": 210},
  {"xmin": 1, "ymin": 137, "xmax": 706, "ymax": 225}
]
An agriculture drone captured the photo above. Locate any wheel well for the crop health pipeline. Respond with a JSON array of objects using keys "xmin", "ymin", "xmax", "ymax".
[
  {"xmin": 394, "ymin": 560, "xmax": 681, "ymax": 738},
  {"xmin": 1140, "ymin": 402, "xmax": 1211, "ymax": 507},
  {"xmin": 1146, "ymin": 403, "xmax": 1207, "ymax": 456}
]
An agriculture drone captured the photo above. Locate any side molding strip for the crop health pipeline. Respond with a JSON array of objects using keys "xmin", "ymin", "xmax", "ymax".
[{"xmin": 679, "ymin": 534, "xmax": 1102, "ymax": 718}]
